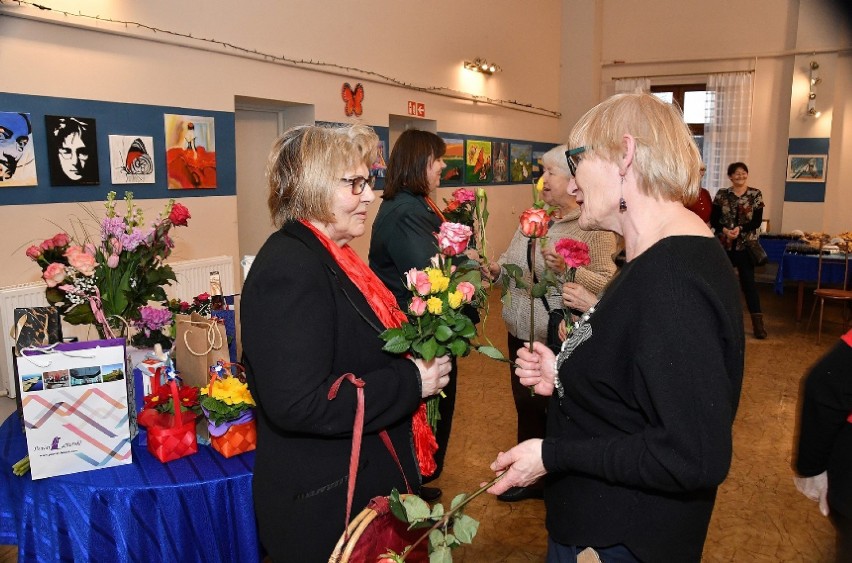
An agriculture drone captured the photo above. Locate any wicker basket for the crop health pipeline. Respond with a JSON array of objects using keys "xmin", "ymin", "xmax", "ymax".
[{"xmin": 329, "ymin": 495, "xmax": 427, "ymax": 563}]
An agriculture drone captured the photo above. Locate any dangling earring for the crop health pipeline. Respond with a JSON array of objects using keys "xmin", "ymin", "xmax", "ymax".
[{"xmin": 618, "ymin": 176, "xmax": 627, "ymax": 212}]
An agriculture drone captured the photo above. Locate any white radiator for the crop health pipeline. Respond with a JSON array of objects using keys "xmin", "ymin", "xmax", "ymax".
[
  {"xmin": 0, "ymin": 255, "xmax": 234, "ymax": 398},
  {"xmin": 0, "ymin": 282, "xmax": 49, "ymax": 398},
  {"xmin": 167, "ymin": 255, "xmax": 235, "ymax": 302}
]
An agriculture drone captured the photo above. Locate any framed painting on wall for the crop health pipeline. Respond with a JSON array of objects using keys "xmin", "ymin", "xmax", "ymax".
[
  {"xmin": 0, "ymin": 111, "xmax": 38, "ymax": 187},
  {"xmin": 164, "ymin": 114, "xmax": 217, "ymax": 189},
  {"xmin": 465, "ymin": 139, "xmax": 492, "ymax": 184},
  {"xmin": 510, "ymin": 143, "xmax": 532, "ymax": 183},
  {"xmin": 44, "ymin": 115, "xmax": 100, "ymax": 186},
  {"xmin": 786, "ymin": 154, "xmax": 827, "ymax": 182},
  {"xmin": 492, "ymin": 142, "xmax": 508, "ymax": 183},
  {"xmin": 440, "ymin": 137, "xmax": 464, "ymax": 185},
  {"xmin": 109, "ymin": 135, "xmax": 155, "ymax": 184}
]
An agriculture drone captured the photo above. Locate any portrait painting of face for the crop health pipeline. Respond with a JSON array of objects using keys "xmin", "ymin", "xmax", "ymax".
[
  {"xmin": 45, "ymin": 115, "xmax": 100, "ymax": 186},
  {"xmin": 109, "ymin": 135, "xmax": 155, "ymax": 184},
  {"xmin": 0, "ymin": 111, "xmax": 38, "ymax": 187}
]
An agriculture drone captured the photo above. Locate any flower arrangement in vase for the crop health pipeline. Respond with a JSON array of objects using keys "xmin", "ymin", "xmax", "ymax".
[{"xmin": 25, "ymin": 191, "xmax": 191, "ymax": 338}]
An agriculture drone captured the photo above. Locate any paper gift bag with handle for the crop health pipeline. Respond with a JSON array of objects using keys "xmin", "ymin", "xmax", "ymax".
[{"xmin": 174, "ymin": 313, "xmax": 229, "ymax": 389}]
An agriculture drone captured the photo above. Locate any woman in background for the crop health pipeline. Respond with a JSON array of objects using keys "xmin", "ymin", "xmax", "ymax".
[
  {"xmin": 242, "ymin": 124, "xmax": 450, "ymax": 562},
  {"xmin": 369, "ymin": 129, "xmax": 454, "ymax": 501},
  {"xmin": 489, "ymin": 93, "xmax": 745, "ymax": 562},
  {"xmin": 710, "ymin": 162, "xmax": 767, "ymax": 339},
  {"xmin": 486, "ymin": 144, "xmax": 617, "ymax": 503}
]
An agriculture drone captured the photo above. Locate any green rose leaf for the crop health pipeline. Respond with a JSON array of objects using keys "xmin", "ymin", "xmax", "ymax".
[
  {"xmin": 434, "ymin": 324, "xmax": 454, "ymax": 342},
  {"xmin": 429, "ymin": 544, "xmax": 452, "ymax": 563},
  {"xmin": 448, "ymin": 338, "xmax": 468, "ymax": 357},
  {"xmin": 450, "ymin": 493, "xmax": 468, "ymax": 511},
  {"xmin": 382, "ymin": 334, "xmax": 411, "ymax": 355},
  {"xmin": 421, "ymin": 338, "xmax": 439, "ymax": 361},
  {"xmin": 403, "ymin": 494, "xmax": 432, "ymax": 521},
  {"xmin": 475, "ymin": 345, "xmax": 506, "ymax": 360},
  {"xmin": 530, "ymin": 282, "xmax": 548, "ymax": 298},
  {"xmin": 453, "ymin": 514, "xmax": 480, "ymax": 544}
]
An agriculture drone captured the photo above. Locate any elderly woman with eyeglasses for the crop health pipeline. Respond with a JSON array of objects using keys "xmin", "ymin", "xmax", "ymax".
[
  {"xmin": 487, "ymin": 93, "xmax": 745, "ymax": 562},
  {"xmin": 241, "ymin": 124, "xmax": 450, "ymax": 562}
]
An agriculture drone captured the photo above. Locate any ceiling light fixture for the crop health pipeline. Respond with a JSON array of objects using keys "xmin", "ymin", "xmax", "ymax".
[{"xmin": 807, "ymin": 60, "xmax": 821, "ymax": 117}]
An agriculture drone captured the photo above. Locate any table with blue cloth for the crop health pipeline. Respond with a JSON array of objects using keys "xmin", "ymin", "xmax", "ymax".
[
  {"xmin": 774, "ymin": 251, "xmax": 850, "ymax": 322},
  {"xmin": 0, "ymin": 412, "xmax": 260, "ymax": 563}
]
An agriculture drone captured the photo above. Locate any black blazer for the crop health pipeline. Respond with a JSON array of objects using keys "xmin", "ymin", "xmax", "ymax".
[
  {"xmin": 241, "ymin": 221, "xmax": 422, "ymax": 562},
  {"xmin": 369, "ymin": 190, "xmax": 443, "ymax": 309}
]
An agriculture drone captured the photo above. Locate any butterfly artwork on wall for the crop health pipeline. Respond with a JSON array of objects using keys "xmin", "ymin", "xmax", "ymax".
[{"xmin": 341, "ymin": 82, "xmax": 365, "ymax": 117}]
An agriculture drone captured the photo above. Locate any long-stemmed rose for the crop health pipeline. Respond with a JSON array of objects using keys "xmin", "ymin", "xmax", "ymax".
[
  {"xmin": 437, "ymin": 222, "xmax": 473, "ymax": 257},
  {"xmin": 519, "ymin": 207, "xmax": 550, "ymax": 239}
]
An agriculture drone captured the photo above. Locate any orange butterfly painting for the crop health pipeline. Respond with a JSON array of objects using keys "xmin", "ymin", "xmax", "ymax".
[{"xmin": 341, "ymin": 82, "xmax": 365, "ymax": 117}]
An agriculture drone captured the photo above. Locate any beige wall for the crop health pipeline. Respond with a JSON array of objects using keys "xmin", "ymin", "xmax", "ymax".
[
  {"xmin": 0, "ymin": 1, "xmax": 561, "ymax": 287},
  {"xmin": 1, "ymin": 0, "xmax": 851, "ymax": 292},
  {"xmin": 567, "ymin": 0, "xmax": 850, "ymax": 235}
]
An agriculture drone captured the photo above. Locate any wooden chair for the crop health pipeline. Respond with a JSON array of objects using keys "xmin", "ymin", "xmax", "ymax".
[{"xmin": 806, "ymin": 242, "xmax": 852, "ymax": 343}]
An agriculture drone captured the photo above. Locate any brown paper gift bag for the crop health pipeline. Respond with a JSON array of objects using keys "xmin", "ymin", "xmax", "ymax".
[{"xmin": 175, "ymin": 313, "xmax": 230, "ymax": 388}]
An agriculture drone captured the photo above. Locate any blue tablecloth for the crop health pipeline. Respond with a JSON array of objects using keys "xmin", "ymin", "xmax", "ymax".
[
  {"xmin": 0, "ymin": 412, "xmax": 260, "ymax": 563},
  {"xmin": 774, "ymin": 252, "xmax": 850, "ymax": 295},
  {"xmin": 758, "ymin": 238, "xmax": 792, "ymax": 264}
]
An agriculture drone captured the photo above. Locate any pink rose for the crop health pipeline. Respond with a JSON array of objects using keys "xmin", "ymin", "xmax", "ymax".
[
  {"xmin": 456, "ymin": 281, "xmax": 476, "ymax": 303},
  {"xmin": 107, "ymin": 254, "xmax": 120, "ymax": 269},
  {"xmin": 25, "ymin": 245, "xmax": 41, "ymax": 260},
  {"xmin": 437, "ymin": 222, "xmax": 472, "ymax": 257},
  {"xmin": 40, "ymin": 239, "xmax": 55, "ymax": 252},
  {"xmin": 43, "ymin": 263, "xmax": 67, "ymax": 288},
  {"xmin": 554, "ymin": 238, "xmax": 591, "ymax": 269},
  {"xmin": 519, "ymin": 208, "xmax": 549, "ymax": 238},
  {"xmin": 452, "ymin": 188, "xmax": 476, "ymax": 204},
  {"xmin": 409, "ymin": 296, "xmax": 427, "ymax": 317},
  {"xmin": 65, "ymin": 246, "xmax": 97, "ymax": 276},
  {"xmin": 405, "ymin": 268, "xmax": 431, "ymax": 296},
  {"xmin": 52, "ymin": 233, "xmax": 70, "ymax": 247}
]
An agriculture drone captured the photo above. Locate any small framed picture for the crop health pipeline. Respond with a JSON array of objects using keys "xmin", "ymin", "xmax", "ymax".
[{"xmin": 786, "ymin": 154, "xmax": 827, "ymax": 182}]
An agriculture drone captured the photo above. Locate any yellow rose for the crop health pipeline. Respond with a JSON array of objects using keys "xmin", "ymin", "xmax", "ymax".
[
  {"xmin": 427, "ymin": 269, "xmax": 449, "ymax": 293},
  {"xmin": 427, "ymin": 297, "xmax": 443, "ymax": 315},
  {"xmin": 448, "ymin": 291, "xmax": 463, "ymax": 309}
]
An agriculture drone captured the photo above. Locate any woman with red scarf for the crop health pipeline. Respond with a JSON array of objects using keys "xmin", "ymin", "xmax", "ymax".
[{"xmin": 241, "ymin": 124, "xmax": 450, "ymax": 562}]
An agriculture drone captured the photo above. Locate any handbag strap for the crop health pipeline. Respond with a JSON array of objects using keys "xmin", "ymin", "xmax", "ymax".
[{"xmin": 328, "ymin": 372, "xmax": 411, "ymax": 544}]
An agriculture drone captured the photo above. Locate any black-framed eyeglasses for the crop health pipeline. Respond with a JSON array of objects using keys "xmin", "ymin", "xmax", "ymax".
[
  {"xmin": 340, "ymin": 175, "xmax": 375, "ymax": 195},
  {"xmin": 564, "ymin": 146, "xmax": 589, "ymax": 177}
]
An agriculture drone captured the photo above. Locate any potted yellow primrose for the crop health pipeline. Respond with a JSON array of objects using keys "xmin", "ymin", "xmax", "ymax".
[{"xmin": 200, "ymin": 361, "xmax": 257, "ymax": 458}]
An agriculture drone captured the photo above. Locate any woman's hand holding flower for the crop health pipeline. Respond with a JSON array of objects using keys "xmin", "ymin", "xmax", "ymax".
[
  {"xmin": 542, "ymin": 248, "xmax": 566, "ymax": 274},
  {"xmin": 486, "ymin": 439, "xmax": 546, "ymax": 495},
  {"xmin": 561, "ymin": 282, "xmax": 597, "ymax": 313},
  {"xmin": 413, "ymin": 355, "xmax": 452, "ymax": 399},
  {"xmin": 515, "ymin": 342, "xmax": 556, "ymax": 396}
]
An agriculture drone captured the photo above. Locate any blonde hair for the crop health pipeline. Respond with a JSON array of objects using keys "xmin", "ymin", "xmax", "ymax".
[
  {"xmin": 568, "ymin": 93, "xmax": 701, "ymax": 204},
  {"xmin": 267, "ymin": 124, "xmax": 378, "ymax": 227},
  {"xmin": 541, "ymin": 144, "xmax": 571, "ymax": 178}
]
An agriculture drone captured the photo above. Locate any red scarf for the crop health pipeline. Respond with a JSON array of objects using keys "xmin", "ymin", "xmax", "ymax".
[{"xmin": 300, "ymin": 220, "xmax": 438, "ymax": 476}]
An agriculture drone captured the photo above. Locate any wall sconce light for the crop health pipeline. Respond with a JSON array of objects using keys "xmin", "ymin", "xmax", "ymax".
[
  {"xmin": 807, "ymin": 60, "xmax": 821, "ymax": 117},
  {"xmin": 463, "ymin": 58, "xmax": 500, "ymax": 75}
]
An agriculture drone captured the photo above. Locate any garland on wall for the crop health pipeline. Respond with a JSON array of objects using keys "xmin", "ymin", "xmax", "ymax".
[{"xmin": 0, "ymin": 0, "xmax": 561, "ymax": 118}]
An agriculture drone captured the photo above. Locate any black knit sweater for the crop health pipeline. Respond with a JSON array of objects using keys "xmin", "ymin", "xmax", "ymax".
[
  {"xmin": 795, "ymin": 330, "xmax": 852, "ymax": 517},
  {"xmin": 541, "ymin": 236, "xmax": 745, "ymax": 562}
]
